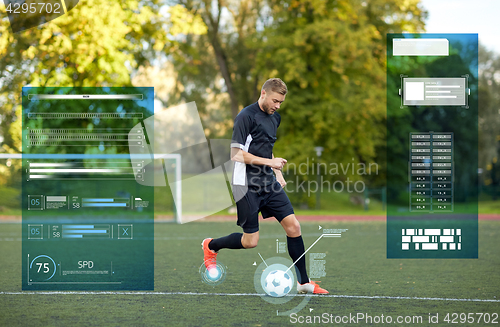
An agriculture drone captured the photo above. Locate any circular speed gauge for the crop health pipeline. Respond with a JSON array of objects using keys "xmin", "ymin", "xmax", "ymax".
[{"xmin": 29, "ymin": 255, "xmax": 57, "ymax": 282}]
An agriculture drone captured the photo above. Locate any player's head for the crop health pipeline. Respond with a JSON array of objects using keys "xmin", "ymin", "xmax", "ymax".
[{"xmin": 259, "ymin": 78, "xmax": 287, "ymax": 115}]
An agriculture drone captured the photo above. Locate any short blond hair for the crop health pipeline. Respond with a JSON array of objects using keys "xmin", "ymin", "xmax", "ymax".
[{"xmin": 262, "ymin": 78, "xmax": 287, "ymax": 95}]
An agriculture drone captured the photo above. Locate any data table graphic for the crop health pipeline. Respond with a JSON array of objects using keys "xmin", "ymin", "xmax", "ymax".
[
  {"xmin": 387, "ymin": 34, "xmax": 478, "ymax": 259},
  {"xmin": 22, "ymin": 87, "xmax": 154, "ymax": 290},
  {"xmin": 409, "ymin": 132, "xmax": 453, "ymax": 212}
]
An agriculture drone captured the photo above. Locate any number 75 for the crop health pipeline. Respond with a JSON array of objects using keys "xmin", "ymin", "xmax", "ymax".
[{"xmin": 36, "ymin": 262, "xmax": 49, "ymax": 273}]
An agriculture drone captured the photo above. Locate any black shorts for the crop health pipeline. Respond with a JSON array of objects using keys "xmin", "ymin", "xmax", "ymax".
[{"xmin": 233, "ymin": 181, "xmax": 295, "ymax": 233}]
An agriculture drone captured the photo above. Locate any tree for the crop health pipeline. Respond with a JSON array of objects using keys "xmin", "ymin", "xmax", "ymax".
[
  {"xmin": 256, "ymin": 0, "xmax": 426, "ymax": 189},
  {"xmin": 478, "ymin": 44, "xmax": 500, "ymax": 198},
  {"xmin": 166, "ymin": 0, "xmax": 266, "ymax": 122},
  {"xmin": 166, "ymin": 0, "xmax": 427, "ymax": 207},
  {"xmin": 0, "ymin": 0, "xmax": 167, "ymax": 186}
]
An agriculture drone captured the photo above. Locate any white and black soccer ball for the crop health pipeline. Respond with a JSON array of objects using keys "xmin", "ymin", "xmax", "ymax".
[{"xmin": 264, "ymin": 269, "xmax": 293, "ymax": 297}]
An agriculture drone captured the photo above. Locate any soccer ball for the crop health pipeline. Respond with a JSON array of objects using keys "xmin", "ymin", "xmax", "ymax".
[{"xmin": 264, "ymin": 269, "xmax": 293, "ymax": 297}]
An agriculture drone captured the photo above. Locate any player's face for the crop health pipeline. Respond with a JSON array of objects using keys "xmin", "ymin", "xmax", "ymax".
[{"xmin": 261, "ymin": 90, "xmax": 285, "ymax": 115}]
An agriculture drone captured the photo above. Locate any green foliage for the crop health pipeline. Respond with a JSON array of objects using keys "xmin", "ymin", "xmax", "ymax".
[
  {"xmin": 478, "ymin": 45, "xmax": 500, "ymax": 199},
  {"xmin": 254, "ymin": 0, "xmax": 425, "ymax": 206},
  {"xmin": 261, "ymin": 0, "xmax": 386, "ymax": 162},
  {"xmin": 0, "ymin": 186, "xmax": 21, "ymax": 209},
  {"xmin": 168, "ymin": 4, "xmax": 207, "ymax": 36},
  {"xmin": 0, "ymin": 0, "xmax": 166, "ymax": 185},
  {"xmin": 167, "ymin": 0, "xmax": 427, "ymax": 209}
]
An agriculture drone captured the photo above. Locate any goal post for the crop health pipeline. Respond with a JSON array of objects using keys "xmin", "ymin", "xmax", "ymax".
[{"xmin": 154, "ymin": 154, "xmax": 182, "ymax": 224}]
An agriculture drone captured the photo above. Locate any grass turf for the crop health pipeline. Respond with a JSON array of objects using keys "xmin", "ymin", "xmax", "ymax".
[{"xmin": 0, "ymin": 219, "xmax": 499, "ymax": 326}]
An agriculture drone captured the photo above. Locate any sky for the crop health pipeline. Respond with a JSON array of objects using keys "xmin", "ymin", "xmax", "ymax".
[{"xmin": 420, "ymin": 0, "xmax": 500, "ymax": 54}]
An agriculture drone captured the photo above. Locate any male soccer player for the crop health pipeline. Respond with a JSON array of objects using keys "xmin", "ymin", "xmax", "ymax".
[{"xmin": 202, "ymin": 78, "xmax": 328, "ymax": 294}]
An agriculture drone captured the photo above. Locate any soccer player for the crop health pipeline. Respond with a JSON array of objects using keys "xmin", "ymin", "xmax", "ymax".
[{"xmin": 202, "ymin": 78, "xmax": 328, "ymax": 294}]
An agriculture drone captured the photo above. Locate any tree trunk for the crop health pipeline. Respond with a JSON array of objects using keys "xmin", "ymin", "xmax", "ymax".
[
  {"xmin": 211, "ymin": 37, "xmax": 240, "ymax": 120},
  {"xmin": 202, "ymin": 0, "xmax": 240, "ymax": 120}
]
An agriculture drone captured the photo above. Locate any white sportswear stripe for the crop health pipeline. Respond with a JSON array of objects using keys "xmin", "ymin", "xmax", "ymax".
[{"xmin": 231, "ymin": 135, "xmax": 252, "ymax": 186}]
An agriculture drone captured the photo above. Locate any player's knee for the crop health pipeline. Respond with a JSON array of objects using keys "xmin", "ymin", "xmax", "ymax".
[
  {"xmin": 286, "ymin": 221, "xmax": 301, "ymax": 237},
  {"xmin": 242, "ymin": 237, "xmax": 259, "ymax": 249},
  {"xmin": 244, "ymin": 240, "xmax": 258, "ymax": 249}
]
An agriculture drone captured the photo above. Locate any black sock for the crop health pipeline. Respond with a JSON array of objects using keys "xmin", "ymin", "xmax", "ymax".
[
  {"xmin": 209, "ymin": 233, "xmax": 244, "ymax": 252},
  {"xmin": 287, "ymin": 235, "xmax": 309, "ymax": 284}
]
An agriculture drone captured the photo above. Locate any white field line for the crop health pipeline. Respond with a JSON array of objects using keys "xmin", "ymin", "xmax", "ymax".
[
  {"xmin": 0, "ymin": 291, "xmax": 498, "ymax": 302},
  {"xmin": 0, "ymin": 233, "xmax": 324, "ymax": 242}
]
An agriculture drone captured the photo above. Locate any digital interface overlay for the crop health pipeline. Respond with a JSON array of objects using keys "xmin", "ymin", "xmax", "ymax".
[
  {"xmin": 387, "ymin": 34, "xmax": 478, "ymax": 258},
  {"xmin": 22, "ymin": 87, "xmax": 155, "ymax": 290}
]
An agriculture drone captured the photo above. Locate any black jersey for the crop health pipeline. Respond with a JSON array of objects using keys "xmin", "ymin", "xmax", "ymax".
[{"xmin": 231, "ymin": 102, "xmax": 281, "ymax": 188}]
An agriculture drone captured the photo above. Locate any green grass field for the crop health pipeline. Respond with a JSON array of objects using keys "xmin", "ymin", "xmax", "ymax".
[
  {"xmin": 3, "ymin": 186, "xmax": 500, "ymax": 216},
  {"xmin": 0, "ymin": 219, "xmax": 499, "ymax": 326}
]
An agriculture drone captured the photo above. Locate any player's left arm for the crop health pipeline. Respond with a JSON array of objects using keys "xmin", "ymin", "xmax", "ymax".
[
  {"xmin": 272, "ymin": 154, "xmax": 287, "ymax": 188},
  {"xmin": 272, "ymin": 114, "xmax": 286, "ymax": 188}
]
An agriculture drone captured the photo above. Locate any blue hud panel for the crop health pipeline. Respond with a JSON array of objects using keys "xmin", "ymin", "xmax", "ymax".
[
  {"xmin": 387, "ymin": 34, "xmax": 478, "ymax": 258},
  {"xmin": 22, "ymin": 87, "xmax": 154, "ymax": 289}
]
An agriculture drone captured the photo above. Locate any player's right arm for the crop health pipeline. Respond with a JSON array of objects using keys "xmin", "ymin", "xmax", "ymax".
[
  {"xmin": 230, "ymin": 111, "xmax": 286, "ymax": 169},
  {"xmin": 231, "ymin": 148, "xmax": 286, "ymax": 170}
]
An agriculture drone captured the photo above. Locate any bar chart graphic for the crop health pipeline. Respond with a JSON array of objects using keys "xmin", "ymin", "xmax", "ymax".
[
  {"xmin": 22, "ymin": 87, "xmax": 154, "ymax": 290},
  {"xmin": 62, "ymin": 224, "xmax": 111, "ymax": 239},
  {"xmin": 81, "ymin": 198, "xmax": 131, "ymax": 208},
  {"xmin": 26, "ymin": 161, "xmax": 143, "ymax": 181}
]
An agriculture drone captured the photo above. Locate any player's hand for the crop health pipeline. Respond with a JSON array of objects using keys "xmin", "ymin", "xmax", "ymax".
[
  {"xmin": 269, "ymin": 157, "xmax": 287, "ymax": 170},
  {"xmin": 276, "ymin": 175, "xmax": 287, "ymax": 188}
]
